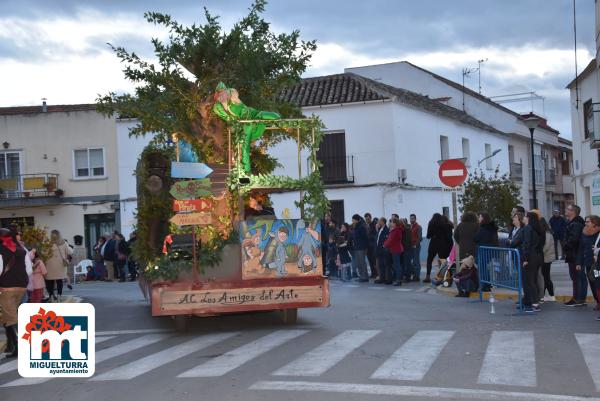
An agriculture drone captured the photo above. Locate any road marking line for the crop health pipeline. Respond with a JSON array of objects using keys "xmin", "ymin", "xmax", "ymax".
[
  {"xmin": 368, "ymin": 287, "xmax": 385, "ymax": 290},
  {"xmin": 249, "ymin": 380, "xmax": 600, "ymax": 401},
  {"xmin": 272, "ymin": 330, "xmax": 380, "ymax": 377},
  {"xmin": 0, "ymin": 360, "xmax": 16, "ymax": 376},
  {"xmin": 441, "ymin": 169, "xmax": 464, "ymax": 177},
  {"xmin": 394, "ymin": 288, "xmax": 414, "ymax": 292},
  {"xmin": 96, "ymin": 329, "xmax": 172, "ymax": 336},
  {"xmin": 178, "ymin": 330, "xmax": 308, "ymax": 378},
  {"xmin": 478, "ymin": 331, "xmax": 536, "ymax": 387},
  {"xmin": 575, "ymin": 333, "xmax": 600, "ymax": 391},
  {"xmin": 90, "ymin": 332, "xmax": 238, "ymax": 381},
  {"xmin": 1, "ymin": 333, "xmax": 171, "ymax": 387},
  {"xmin": 371, "ymin": 330, "xmax": 454, "ymax": 381},
  {"xmin": 96, "ymin": 336, "xmax": 115, "ymax": 344}
]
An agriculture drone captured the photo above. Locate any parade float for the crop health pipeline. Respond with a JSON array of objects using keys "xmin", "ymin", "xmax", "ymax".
[
  {"xmin": 133, "ymin": 83, "xmax": 330, "ymax": 329},
  {"xmin": 96, "ymin": 2, "xmax": 327, "ymax": 329}
]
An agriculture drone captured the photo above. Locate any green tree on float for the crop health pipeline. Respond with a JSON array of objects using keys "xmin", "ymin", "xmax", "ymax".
[
  {"xmin": 96, "ymin": 0, "xmax": 316, "ymax": 172},
  {"xmin": 96, "ymin": 1, "xmax": 322, "ymax": 269},
  {"xmin": 458, "ymin": 168, "xmax": 521, "ymax": 228}
]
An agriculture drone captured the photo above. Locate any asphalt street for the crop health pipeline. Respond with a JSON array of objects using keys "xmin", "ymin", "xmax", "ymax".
[{"xmin": 1, "ymin": 278, "xmax": 599, "ymax": 401}]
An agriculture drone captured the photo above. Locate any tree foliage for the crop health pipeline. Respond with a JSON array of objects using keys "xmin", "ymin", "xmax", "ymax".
[
  {"xmin": 96, "ymin": 0, "xmax": 316, "ymax": 166},
  {"xmin": 458, "ymin": 168, "xmax": 521, "ymax": 228}
]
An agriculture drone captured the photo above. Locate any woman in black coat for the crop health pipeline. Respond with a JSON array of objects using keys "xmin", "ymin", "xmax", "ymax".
[
  {"xmin": 424, "ymin": 213, "xmax": 453, "ymax": 283},
  {"xmin": 510, "ymin": 212, "xmax": 544, "ymax": 312},
  {"xmin": 474, "ymin": 212, "xmax": 499, "ymax": 254},
  {"xmin": 454, "ymin": 211, "xmax": 480, "ymax": 261}
]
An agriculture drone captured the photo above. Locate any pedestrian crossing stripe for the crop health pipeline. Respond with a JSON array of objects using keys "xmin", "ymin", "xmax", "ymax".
[
  {"xmin": 371, "ymin": 330, "xmax": 454, "ymax": 381},
  {"xmin": 478, "ymin": 331, "xmax": 536, "ymax": 387},
  {"xmin": 272, "ymin": 330, "xmax": 380, "ymax": 377},
  {"xmin": 0, "ymin": 330, "xmax": 599, "ymax": 394},
  {"xmin": 178, "ymin": 330, "xmax": 307, "ymax": 378}
]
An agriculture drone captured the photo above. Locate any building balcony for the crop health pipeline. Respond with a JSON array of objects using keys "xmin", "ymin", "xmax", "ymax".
[
  {"xmin": 312, "ymin": 156, "xmax": 355, "ymax": 185},
  {"xmin": 509, "ymin": 162, "xmax": 522, "ymax": 181},
  {"xmin": 0, "ymin": 173, "xmax": 60, "ymax": 199},
  {"xmin": 545, "ymin": 169, "xmax": 556, "ymax": 186}
]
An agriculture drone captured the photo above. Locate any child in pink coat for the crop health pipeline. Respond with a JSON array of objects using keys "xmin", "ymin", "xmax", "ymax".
[{"xmin": 27, "ymin": 250, "xmax": 47, "ymax": 303}]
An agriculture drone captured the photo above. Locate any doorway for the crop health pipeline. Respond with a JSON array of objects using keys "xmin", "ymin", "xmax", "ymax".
[{"xmin": 84, "ymin": 213, "xmax": 116, "ymax": 258}]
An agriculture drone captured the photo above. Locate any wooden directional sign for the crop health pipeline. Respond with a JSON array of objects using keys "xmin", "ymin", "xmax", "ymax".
[
  {"xmin": 171, "ymin": 162, "xmax": 213, "ymax": 179},
  {"xmin": 170, "ymin": 179, "xmax": 212, "ymax": 200},
  {"xmin": 170, "ymin": 212, "xmax": 212, "ymax": 227},
  {"xmin": 173, "ymin": 199, "xmax": 214, "ymax": 213}
]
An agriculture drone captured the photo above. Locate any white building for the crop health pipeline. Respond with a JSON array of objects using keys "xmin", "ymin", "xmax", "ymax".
[
  {"xmin": 272, "ymin": 73, "xmax": 510, "ymax": 224},
  {"xmin": 0, "ymin": 104, "xmax": 153, "ymax": 254},
  {"xmin": 0, "ymin": 104, "xmax": 120, "ymax": 255},
  {"xmin": 347, "ymin": 61, "xmax": 573, "ymax": 217},
  {"xmin": 568, "ymin": 0, "xmax": 600, "ymax": 215}
]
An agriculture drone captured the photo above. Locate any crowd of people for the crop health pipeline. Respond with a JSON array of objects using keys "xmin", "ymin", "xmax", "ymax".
[
  {"xmin": 0, "ymin": 226, "xmax": 139, "ymax": 359},
  {"xmin": 322, "ymin": 205, "xmax": 600, "ymax": 320}
]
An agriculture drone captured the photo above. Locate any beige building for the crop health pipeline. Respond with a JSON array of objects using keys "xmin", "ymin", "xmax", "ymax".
[{"xmin": 0, "ymin": 103, "xmax": 120, "ymax": 255}]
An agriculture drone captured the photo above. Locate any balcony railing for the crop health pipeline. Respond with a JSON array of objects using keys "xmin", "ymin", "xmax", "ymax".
[
  {"xmin": 510, "ymin": 163, "xmax": 522, "ymax": 181},
  {"xmin": 545, "ymin": 169, "xmax": 556, "ymax": 186},
  {"xmin": 0, "ymin": 173, "xmax": 60, "ymax": 199},
  {"xmin": 311, "ymin": 156, "xmax": 355, "ymax": 184}
]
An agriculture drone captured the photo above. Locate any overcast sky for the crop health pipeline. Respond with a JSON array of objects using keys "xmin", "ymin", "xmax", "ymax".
[{"xmin": 0, "ymin": 0, "xmax": 595, "ymax": 137}]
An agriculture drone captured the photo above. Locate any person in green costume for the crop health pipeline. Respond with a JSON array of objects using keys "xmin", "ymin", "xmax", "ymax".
[{"xmin": 212, "ymin": 82, "xmax": 280, "ymax": 173}]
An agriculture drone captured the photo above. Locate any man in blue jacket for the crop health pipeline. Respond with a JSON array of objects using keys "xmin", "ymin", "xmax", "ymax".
[
  {"xmin": 549, "ymin": 210, "xmax": 567, "ymax": 260},
  {"xmin": 352, "ymin": 214, "xmax": 369, "ymax": 282}
]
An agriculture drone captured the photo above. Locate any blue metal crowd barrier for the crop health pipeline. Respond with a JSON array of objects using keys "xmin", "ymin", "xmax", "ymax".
[{"xmin": 477, "ymin": 246, "xmax": 523, "ymax": 311}]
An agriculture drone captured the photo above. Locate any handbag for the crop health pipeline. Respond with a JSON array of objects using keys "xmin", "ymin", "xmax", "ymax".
[{"xmin": 57, "ymin": 244, "xmax": 69, "ymax": 268}]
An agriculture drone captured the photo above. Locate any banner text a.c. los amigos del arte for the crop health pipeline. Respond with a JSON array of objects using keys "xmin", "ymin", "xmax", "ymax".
[{"xmin": 159, "ymin": 285, "xmax": 324, "ymax": 312}]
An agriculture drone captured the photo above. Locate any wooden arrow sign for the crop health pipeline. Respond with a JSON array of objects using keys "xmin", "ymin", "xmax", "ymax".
[
  {"xmin": 173, "ymin": 199, "xmax": 214, "ymax": 213},
  {"xmin": 170, "ymin": 179, "xmax": 212, "ymax": 200},
  {"xmin": 170, "ymin": 212, "xmax": 212, "ymax": 227},
  {"xmin": 171, "ymin": 162, "xmax": 213, "ymax": 179}
]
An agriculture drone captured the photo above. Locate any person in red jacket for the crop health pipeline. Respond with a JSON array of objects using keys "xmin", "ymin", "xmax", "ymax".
[{"xmin": 384, "ymin": 218, "xmax": 404, "ymax": 286}]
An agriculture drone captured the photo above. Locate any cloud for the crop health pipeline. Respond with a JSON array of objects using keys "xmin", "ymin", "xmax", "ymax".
[{"xmin": 0, "ymin": 0, "xmax": 595, "ymax": 139}]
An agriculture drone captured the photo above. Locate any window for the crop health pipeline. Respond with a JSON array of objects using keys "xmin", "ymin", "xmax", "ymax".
[
  {"xmin": 442, "ymin": 206, "xmax": 450, "ymax": 219},
  {"xmin": 461, "ymin": 138, "xmax": 470, "ymax": 166},
  {"xmin": 440, "ymin": 136, "xmax": 449, "ymax": 160},
  {"xmin": 508, "ymin": 145, "xmax": 515, "ymax": 164},
  {"xmin": 329, "ymin": 200, "xmax": 345, "ymax": 227},
  {"xmin": 316, "ymin": 132, "xmax": 352, "ymax": 184},
  {"xmin": 0, "ymin": 152, "xmax": 21, "ymax": 178},
  {"xmin": 73, "ymin": 148, "xmax": 105, "ymax": 178},
  {"xmin": 485, "ymin": 144, "xmax": 492, "ymax": 170},
  {"xmin": 584, "ymin": 99, "xmax": 594, "ymax": 140}
]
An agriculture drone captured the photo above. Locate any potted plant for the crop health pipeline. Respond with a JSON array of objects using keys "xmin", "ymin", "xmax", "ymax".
[{"xmin": 54, "ymin": 189, "xmax": 64, "ymax": 197}]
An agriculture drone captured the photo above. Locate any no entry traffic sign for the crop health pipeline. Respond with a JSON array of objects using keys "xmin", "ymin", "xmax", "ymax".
[{"xmin": 438, "ymin": 159, "xmax": 468, "ymax": 187}]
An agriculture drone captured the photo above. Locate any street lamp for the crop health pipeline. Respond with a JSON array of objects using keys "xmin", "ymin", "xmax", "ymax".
[
  {"xmin": 477, "ymin": 149, "xmax": 502, "ymax": 167},
  {"xmin": 523, "ymin": 115, "xmax": 542, "ymax": 209}
]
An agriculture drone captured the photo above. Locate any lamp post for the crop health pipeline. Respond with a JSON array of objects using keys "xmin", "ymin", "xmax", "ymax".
[
  {"xmin": 477, "ymin": 149, "xmax": 502, "ymax": 167},
  {"xmin": 523, "ymin": 115, "xmax": 542, "ymax": 209}
]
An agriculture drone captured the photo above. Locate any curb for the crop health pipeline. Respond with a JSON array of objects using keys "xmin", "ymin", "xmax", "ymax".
[
  {"xmin": 435, "ymin": 285, "xmax": 595, "ymax": 303},
  {"xmin": 0, "ymin": 296, "xmax": 83, "ymax": 354}
]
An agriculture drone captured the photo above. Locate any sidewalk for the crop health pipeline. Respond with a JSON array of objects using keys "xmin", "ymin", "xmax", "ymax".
[{"xmin": 435, "ymin": 260, "xmax": 596, "ymax": 303}]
